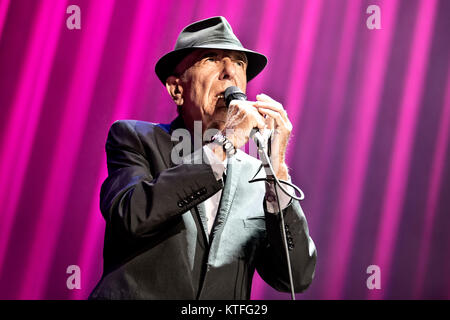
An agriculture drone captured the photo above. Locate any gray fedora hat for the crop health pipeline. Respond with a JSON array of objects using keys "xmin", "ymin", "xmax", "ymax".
[{"xmin": 155, "ymin": 16, "xmax": 267, "ymax": 84}]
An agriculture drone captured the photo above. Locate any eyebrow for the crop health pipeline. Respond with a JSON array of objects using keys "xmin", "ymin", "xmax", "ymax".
[
  {"xmin": 200, "ymin": 52, "xmax": 219, "ymax": 59},
  {"xmin": 236, "ymin": 53, "xmax": 248, "ymax": 63},
  {"xmin": 200, "ymin": 51, "xmax": 247, "ymax": 63},
  {"xmin": 230, "ymin": 52, "xmax": 248, "ymax": 64}
]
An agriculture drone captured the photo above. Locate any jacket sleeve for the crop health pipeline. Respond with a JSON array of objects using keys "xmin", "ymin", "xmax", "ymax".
[
  {"xmin": 100, "ymin": 120, "xmax": 224, "ymax": 239},
  {"xmin": 255, "ymin": 199, "xmax": 317, "ymax": 293}
]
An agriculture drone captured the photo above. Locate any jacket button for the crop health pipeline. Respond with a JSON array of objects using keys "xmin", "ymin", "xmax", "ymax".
[
  {"xmin": 189, "ymin": 194, "xmax": 196, "ymax": 201},
  {"xmin": 177, "ymin": 201, "xmax": 184, "ymax": 208},
  {"xmin": 288, "ymin": 243, "xmax": 295, "ymax": 250},
  {"xmin": 201, "ymin": 187, "xmax": 207, "ymax": 194},
  {"xmin": 284, "ymin": 224, "xmax": 290, "ymax": 231}
]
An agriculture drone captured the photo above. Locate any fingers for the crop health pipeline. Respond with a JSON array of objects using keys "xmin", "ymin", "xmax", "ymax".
[
  {"xmin": 255, "ymin": 94, "xmax": 289, "ymax": 121},
  {"xmin": 257, "ymin": 106, "xmax": 284, "ymax": 124},
  {"xmin": 228, "ymin": 100, "xmax": 266, "ymax": 130},
  {"xmin": 256, "ymin": 93, "xmax": 277, "ymax": 103},
  {"xmin": 265, "ymin": 115, "xmax": 275, "ymax": 130},
  {"xmin": 254, "ymin": 111, "xmax": 267, "ymax": 130},
  {"xmin": 255, "ymin": 94, "xmax": 292, "ymax": 132}
]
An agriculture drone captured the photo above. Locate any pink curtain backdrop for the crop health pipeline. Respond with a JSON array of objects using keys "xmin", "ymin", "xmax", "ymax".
[{"xmin": 0, "ymin": 0, "xmax": 449, "ymax": 299}]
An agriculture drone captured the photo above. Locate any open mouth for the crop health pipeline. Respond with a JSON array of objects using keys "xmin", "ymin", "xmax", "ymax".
[{"xmin": 215, "ymin": 92, "xmax": 226, "ymax": 107}]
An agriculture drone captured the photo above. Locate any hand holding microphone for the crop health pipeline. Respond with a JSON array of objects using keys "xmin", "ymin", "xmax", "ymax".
[
  {"xmin": 224, "ymin": 86, "xmax": 272, "ymax": 147},
  {"xmin": 221, "ymin": 86, "xmax": 292, "ymax": 180},
  {"xmin": 220, "ymin": 86, "xmax": 267, "ymax": 150}
]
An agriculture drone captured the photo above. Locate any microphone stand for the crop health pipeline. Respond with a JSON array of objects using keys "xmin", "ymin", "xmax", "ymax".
[{"xmin": 249, "ymin": 130, "xmax": 305, "ymax": 301}]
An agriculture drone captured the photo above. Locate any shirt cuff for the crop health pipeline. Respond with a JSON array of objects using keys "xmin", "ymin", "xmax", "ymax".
[
  {"xmin": 265, "ymin": 177, "xmax": 294, "ymax": 213},
  {"xmin": 203, "ymin": 144, "xmax": 226, "ymax": 181}
]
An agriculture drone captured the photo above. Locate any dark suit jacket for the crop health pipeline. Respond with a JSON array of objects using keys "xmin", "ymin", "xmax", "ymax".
[{"xmin": 89, "ymin": 116, "xmax": 316, "ymax": 299}]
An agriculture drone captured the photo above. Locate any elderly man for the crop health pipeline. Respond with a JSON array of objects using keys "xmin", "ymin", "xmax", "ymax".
[{"xmin": 89, "ymin": 16, "xmax": 316, "ymax": 300}]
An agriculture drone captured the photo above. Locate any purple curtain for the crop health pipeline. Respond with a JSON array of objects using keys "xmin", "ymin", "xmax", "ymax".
[{"xmin": 0, "ymin": 0, "xmax": 449, "ymax": 299}]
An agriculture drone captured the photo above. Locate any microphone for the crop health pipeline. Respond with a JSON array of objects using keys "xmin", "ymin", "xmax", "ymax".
[
  {"xmin": 224, "ymin": 86, "xmax": 272, "ymax": 148},
  {"xmin": 224, "ymin": 86, "xmax": 247, "ymax": 106}
]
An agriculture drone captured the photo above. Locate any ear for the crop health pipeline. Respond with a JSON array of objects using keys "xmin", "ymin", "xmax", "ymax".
[{"xmin": 166, "ymin": 76, "xmax": 184, "ymax": 106}]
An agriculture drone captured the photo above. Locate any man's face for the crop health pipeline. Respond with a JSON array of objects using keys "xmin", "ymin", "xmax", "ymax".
[{"xmin": 174, "ymin": 49, "xmax": 248, "ymax": 132}]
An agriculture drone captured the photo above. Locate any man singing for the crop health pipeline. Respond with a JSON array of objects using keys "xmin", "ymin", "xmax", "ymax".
[{"xmin": 89, "ymin": 16, "xmax": 316, "ymax": 300}]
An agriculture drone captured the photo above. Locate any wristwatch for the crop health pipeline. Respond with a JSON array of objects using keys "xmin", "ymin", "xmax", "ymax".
[{"xmin": 211, "ymin": 132, "xmax": 236, "ymax": 156}]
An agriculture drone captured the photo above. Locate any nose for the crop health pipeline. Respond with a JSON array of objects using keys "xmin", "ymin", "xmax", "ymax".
[{"xmin": 219, "ymin": 57, "xmax": 236, "ymax": 81}]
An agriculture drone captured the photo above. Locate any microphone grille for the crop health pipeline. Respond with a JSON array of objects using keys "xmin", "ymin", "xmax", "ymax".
[{"xmin": 224, "ymin": 86, "xmax": 247, "ymax": 107}]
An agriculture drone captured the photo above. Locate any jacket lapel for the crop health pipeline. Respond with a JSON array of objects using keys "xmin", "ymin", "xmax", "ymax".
[
  {"xmin": 208, "ymin": 151, "xmax": 242, "ymax": 262},
  {"xmin": 196, "ymin": 201, "xmax": 210, "ymax": 244}
]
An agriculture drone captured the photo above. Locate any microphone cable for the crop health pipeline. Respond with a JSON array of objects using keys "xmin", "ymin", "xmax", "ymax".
[
  {"xmin": 224, "ymin": 86, "xmax": 306, "ymax": 300},
  {"xmin": 248, "ymin": 131, "xmax": 305, "ymax": 301}
]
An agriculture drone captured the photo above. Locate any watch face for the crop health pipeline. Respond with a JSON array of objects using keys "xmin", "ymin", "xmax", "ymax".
[{"xmin": 224, "ymin": 141, "xmax": 236, "ymax": 155}]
